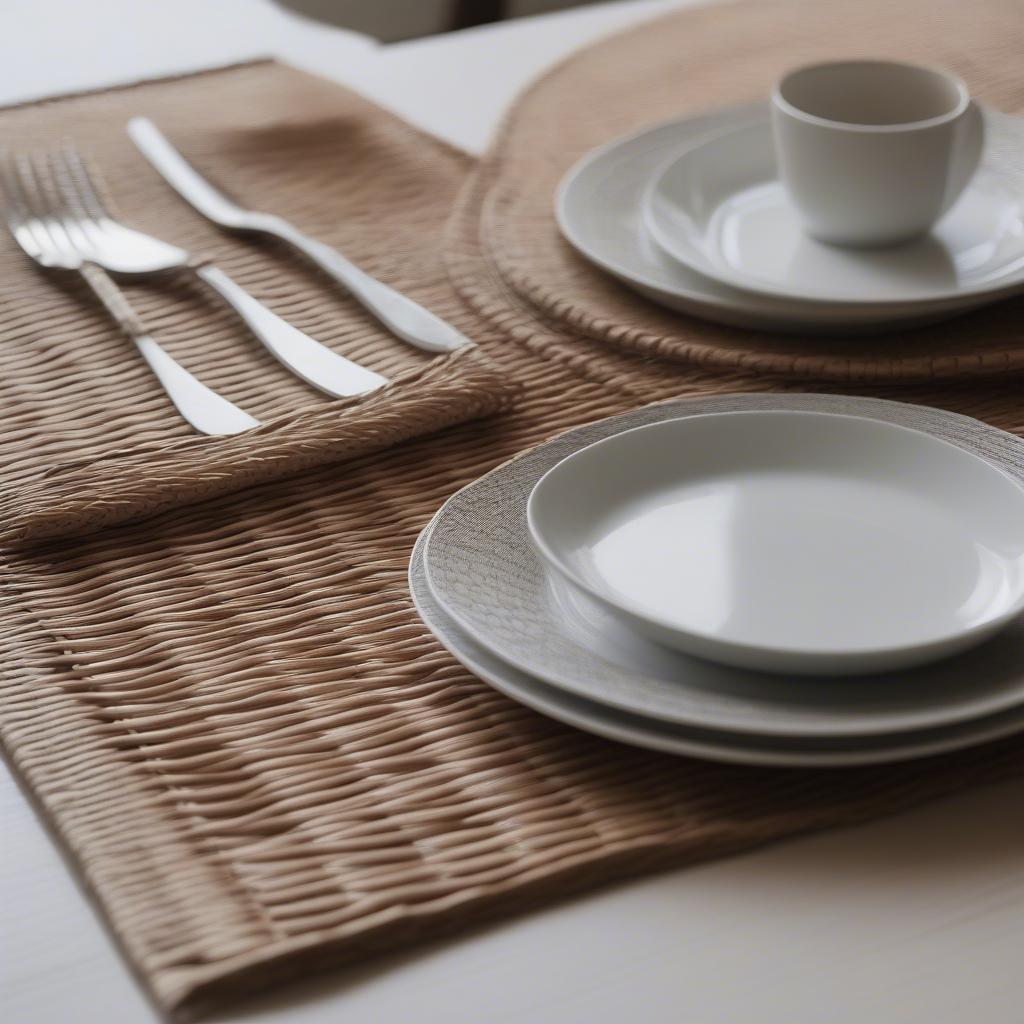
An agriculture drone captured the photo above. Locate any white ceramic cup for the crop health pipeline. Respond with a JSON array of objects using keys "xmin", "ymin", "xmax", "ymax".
[{"xmin": 771, "ymin": 60, "xmax": 984, "ymax": 247}]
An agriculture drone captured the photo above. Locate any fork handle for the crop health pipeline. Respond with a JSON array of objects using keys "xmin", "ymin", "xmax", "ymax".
[
  {"xmin": 193, "ymin": 263, "xmax": 388, "ymax": 398},
  {"xmin": 79, "ymin": 263, "xmax": 259, "ymax": 436}
]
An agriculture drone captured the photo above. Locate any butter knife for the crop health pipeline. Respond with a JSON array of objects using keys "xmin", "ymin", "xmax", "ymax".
[{"xmin": 128, "ymin": 118, "xmax": 471, "ymax": 355}]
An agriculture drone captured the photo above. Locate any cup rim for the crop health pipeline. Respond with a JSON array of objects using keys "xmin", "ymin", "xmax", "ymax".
[{"xmin": 772, "ymin": 59, "xmax": 971, "ymax": 133}]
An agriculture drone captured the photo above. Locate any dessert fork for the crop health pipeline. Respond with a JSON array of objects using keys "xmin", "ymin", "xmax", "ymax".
[
  {"xmin": 52, "ymin": 147, "xmax": 388, "ymax": 399},
  {"xmin": 0, "ymin": 149, "xmax": 259, "ymax": 435}
]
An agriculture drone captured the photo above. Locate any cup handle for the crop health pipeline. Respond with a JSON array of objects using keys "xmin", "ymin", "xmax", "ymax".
[{"xmin": 942, "ymin": 100, "xmax": 985, "ymax": 214}]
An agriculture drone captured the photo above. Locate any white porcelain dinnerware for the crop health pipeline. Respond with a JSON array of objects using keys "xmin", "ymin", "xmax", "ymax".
[
  {"xmin": 644, "ymin": 117, "xmax": 1024, "ymax": 306},
  {"xmin": 422, "ymin": 393, "xmax": 1024, "ymax": 741},
  {"xmin": 423, "ymin": 395, "xmax": 1024, "ymax": 749},
  {"xmin": 771, "ymin": 60, "xmax": 984, "ymax": 247},
  {"xmin": 557, "ymin": 105, "xmax": 1024, "ymax": 332},
  {"xmin": 526, "ymin": 410, "xmax": 1024, "ymax": 675},
  {"xmin": 412, "ymin": 512, "xmax": 1024, "ymax": 768}
]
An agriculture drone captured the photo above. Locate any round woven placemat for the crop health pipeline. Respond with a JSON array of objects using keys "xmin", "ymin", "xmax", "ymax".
[{"xmin": 461, "ymin": 0, "xmax": 1024, "ymax": 381}]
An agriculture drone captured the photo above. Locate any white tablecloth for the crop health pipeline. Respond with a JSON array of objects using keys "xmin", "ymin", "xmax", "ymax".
[{"xmin": 3, "ymin": 2, "xmax": 1024, "ymax": 1022}]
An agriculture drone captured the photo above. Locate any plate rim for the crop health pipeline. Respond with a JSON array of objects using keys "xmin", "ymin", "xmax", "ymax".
[{"xmin": 411, "ymin": 525, "xmax": 1024, "ymax": 767}]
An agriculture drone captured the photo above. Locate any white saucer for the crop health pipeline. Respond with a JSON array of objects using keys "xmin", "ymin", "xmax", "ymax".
[
  {"xmin": 557, "ymin": 104, "xmax": 1024, "ymax": 332},
  {"xmin": 411, "ymin": 517, "xmax": 1024, "ymax": 768},
  {"xmin": 526, "ymin": 410, "xmax": 1024, "ymax": 675},
  {"xmin": 423, "ymin": 393, "xmax": 1024, "ymax": 739},
  {"xmin": 644, "ymin": 118, "xmax": 1024, "ymax": 306}
]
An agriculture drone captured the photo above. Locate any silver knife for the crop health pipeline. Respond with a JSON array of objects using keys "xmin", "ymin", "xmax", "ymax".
[{"xmin": 128, "ymin": 117, "xmax": 471, "ymax": 355}]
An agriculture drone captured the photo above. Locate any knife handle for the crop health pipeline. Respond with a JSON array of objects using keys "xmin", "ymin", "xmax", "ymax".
[
  {"xmin": 193, "ymin": 263, "xmax": 388, "ymax": 399},
  {"xmin": 278, "ymin": 230, "xmax": 471, "ymax": 354}
]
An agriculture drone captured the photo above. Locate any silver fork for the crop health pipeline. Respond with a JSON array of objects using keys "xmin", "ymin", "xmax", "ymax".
[
  {"xmin": 54, "ymin": 147, "xmax": 388, "ymax": 399},
  {"xmin": 0, "ymin": 150, "xmax": 259, "ymax": 435}
]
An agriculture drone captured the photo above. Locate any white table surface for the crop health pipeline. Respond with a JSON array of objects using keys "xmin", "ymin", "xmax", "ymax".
[{"xmin": 4, "ymin": 2, "xmax": 1024, "ymax": 1022}]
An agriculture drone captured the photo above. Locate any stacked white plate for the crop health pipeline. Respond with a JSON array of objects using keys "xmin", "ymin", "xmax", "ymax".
[
  {"xmin": 411, "ymin": 394, "xmax": 1024, "ymax": 767},
  {"xmin": 556, "ymin": 103, "xmax": 1024, "ymax": 332}
]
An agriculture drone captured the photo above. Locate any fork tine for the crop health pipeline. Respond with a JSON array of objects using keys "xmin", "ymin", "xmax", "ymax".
[
  {"xmin": 0, "ymin": 151, "xmax": 38, "ymax": 231},
  {"xmin": 0, "ymin": 151, "xmax": 58, "ymax": 261},
  {"xmin": 25, "ymin": 151, "xmax": 80, "ymax": 256},
  {"xmin": 15, "ymin": 152, "xmax": 52, "ymax": 217},
  {"xmin": 61, "ymin": 144, "xmax": 110, "ymax": 221},
  {"xmin": 49, "ymin": 148, "xmax": 99, "ymax": 253},
  {"xmin": 0, "ymin": 149, "xmax": 32, "ymax": 231},
  {"xmin": 53, "ymin": 144, "xmax": 117, "ymax": 253},
  {"xmin": 49, "ymin": 149, "xmax": 83, "ymax": 216}
]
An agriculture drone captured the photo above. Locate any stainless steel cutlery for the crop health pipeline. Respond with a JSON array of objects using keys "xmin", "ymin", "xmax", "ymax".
[
  {"xmin": 47, "ymin": 146, "xmax": 388, "ymax": 400},
  {"xmin": 0, "ymin": 148, "xmax": 260, "ymax": 435},
  {"xmin": 128, "ymin": 117, "xmax": 471, "ymax": 354},
  {"xmin": 1, "ymin": 118, "xmax": 464, "ymax": 436}
]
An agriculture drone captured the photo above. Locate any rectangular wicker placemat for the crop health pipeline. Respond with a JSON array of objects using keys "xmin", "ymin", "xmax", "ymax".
[
  {"xmin": 0, "ymin": 60, "xmax": 514, "ymax": 546},
  {"xmin": 5, "ymin": 20, "xmax": 1024, "ymax": 1024}
]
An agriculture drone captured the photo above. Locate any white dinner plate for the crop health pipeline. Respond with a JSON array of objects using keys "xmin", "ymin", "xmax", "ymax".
[
  {"xmin": 423, "ymin": 393, "xmax": 1024, "ymax": 737},
  {"xmin": 527, "ymin": 410, "xmax": 1024, "ymax": 675},
  {"xmin": 644, "ymin": 117, "xmax": 1024, "ymax": 306},
  {"xmin": 411, "ymin": 523, "xmax": 1024, "ymax": 767},
  {"xmin": 557, "ymin": 104, "xmax": 1024, "ymax": 332}
]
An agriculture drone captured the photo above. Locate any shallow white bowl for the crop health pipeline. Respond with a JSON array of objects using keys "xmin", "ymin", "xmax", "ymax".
[{"xmin": 526, "ymin": 411, "xmax": 1024, "ymax": 675}]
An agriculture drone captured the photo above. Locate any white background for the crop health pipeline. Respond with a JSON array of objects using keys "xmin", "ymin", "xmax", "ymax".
[{"xmin": 3, "ymin": 2, "xmax": 1024, "ymax": 1022}]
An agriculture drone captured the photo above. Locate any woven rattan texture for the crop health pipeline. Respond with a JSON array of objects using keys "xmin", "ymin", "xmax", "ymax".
[
  {"xmin": 6, "ymin": 6, "xmax": 1024, "ymax": 1020},
  {"xmin": 471, "ymin": 0, "xmax": 1024, "ymax": 380},
  {"xmin": 0, "ymin": 62, "xmax": 514, "ymax": 545},
  {"xmin": 1, "ymin": 345, "xmax": 510, "ymax": 545}
]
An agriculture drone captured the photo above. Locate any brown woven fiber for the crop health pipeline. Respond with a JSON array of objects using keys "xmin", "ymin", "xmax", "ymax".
[
  {"xmin": 0, "ymin": 344, "xmax": 510, "ymax": 546},
  {"xmin": 7, "ymin": 3, "xmax": 1024, "ymax": 1020},
  {"xmin": 0, "ymin": 61, "xmax": 514, "ymax": 546}
]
